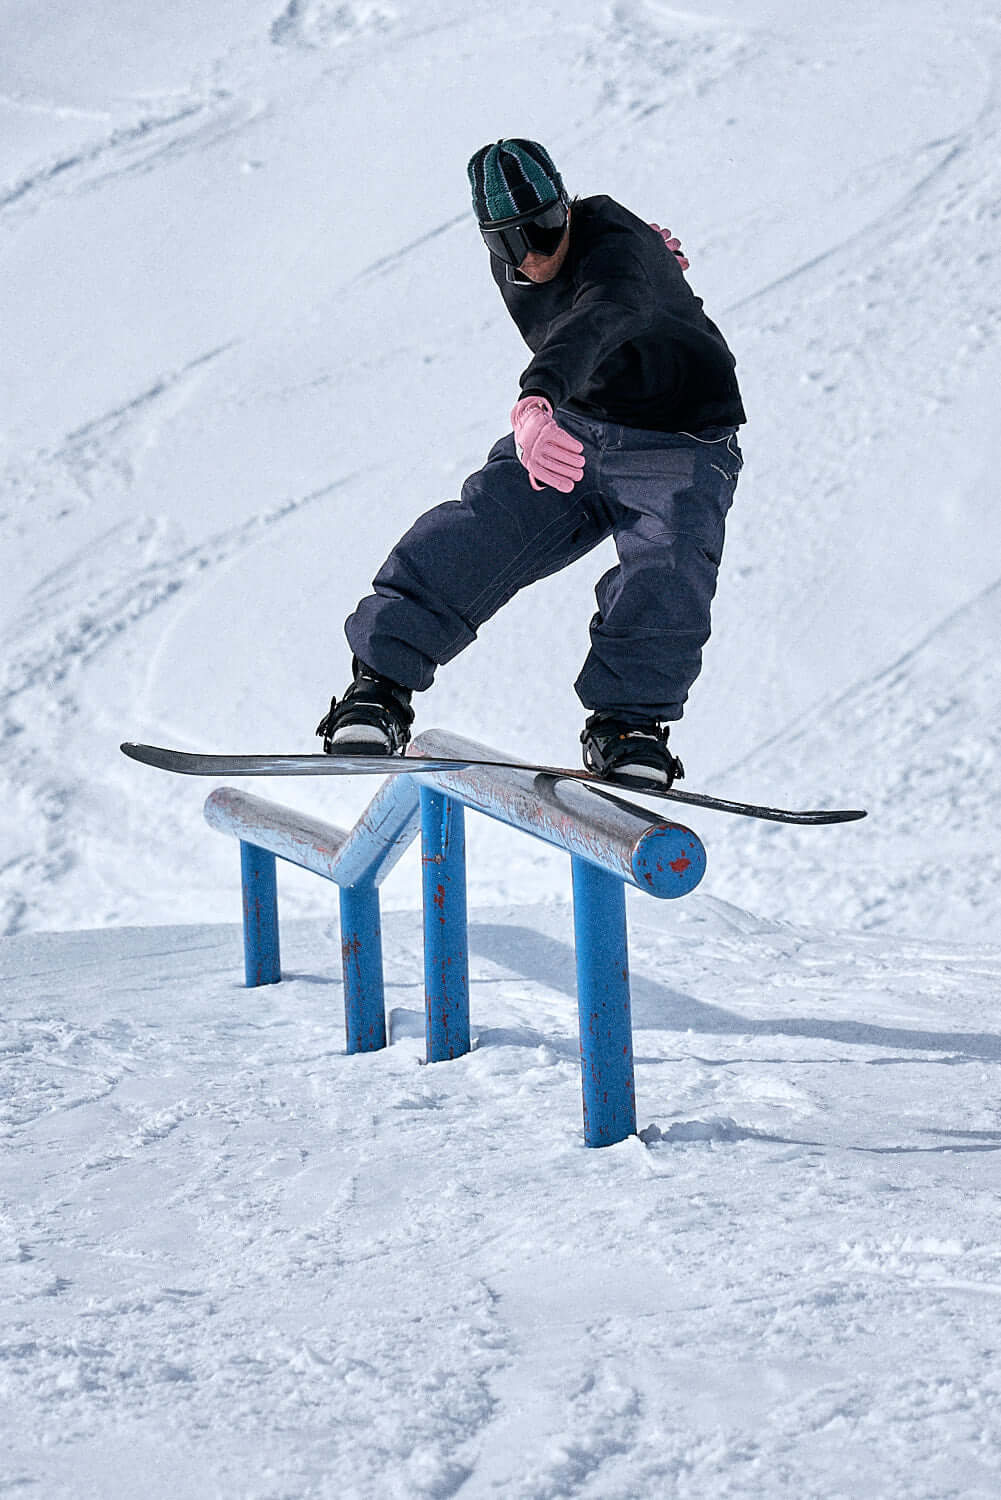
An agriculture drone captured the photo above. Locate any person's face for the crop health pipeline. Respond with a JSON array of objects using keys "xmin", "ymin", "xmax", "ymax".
[{"xmin": 517, "ymin": 210, "xmax": 572, "ymax": 283}]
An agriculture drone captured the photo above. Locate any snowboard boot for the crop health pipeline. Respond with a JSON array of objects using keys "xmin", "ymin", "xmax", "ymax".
[
  {"xmin": 316, "ymin": 658, "xmax": 415, "ymax": 756},
  {"xmin": 580, "ymin": 712, "xmax": 684, "ymax": 788}
]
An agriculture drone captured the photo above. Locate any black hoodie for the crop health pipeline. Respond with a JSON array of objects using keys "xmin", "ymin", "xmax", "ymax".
[{"xmin": 491, "ymin": 194, "xmax": 745, "ymax": 433}]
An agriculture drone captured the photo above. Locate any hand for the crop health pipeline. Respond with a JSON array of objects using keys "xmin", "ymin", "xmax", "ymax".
[
  {"xmin": 510, "ymin": 396, "xmax": 585, "ymax": 493},
  {"xmin": 649, "ymin": 223, "xmax": 690, "ymax": 272}
]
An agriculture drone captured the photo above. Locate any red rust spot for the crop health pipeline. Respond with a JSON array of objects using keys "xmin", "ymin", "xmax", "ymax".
[{"xmin": 670, "ymin": 855, "xmax": 691, "ymax": 874}]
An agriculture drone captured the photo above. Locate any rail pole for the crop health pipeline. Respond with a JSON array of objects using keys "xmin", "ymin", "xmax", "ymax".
[
  {"xmin": 571, "ymin": 856, "xmax": 637, "ymax": 1146},
  {"xmin": 421, "ymin": 788, "xmax": 470, "ymax": 1062},
  {"xmin": 240, "ymin": 840, "xmax": 281, "ymax": 987},
  {"xmin": 339, "ymin": 883, "xmax": 387, "ymax": 1053}
]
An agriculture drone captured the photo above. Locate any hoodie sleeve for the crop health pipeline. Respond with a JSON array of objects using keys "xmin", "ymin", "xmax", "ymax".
[{"xmin": 517, "ymin": 243, "xmax": 653, "ymax": 409}]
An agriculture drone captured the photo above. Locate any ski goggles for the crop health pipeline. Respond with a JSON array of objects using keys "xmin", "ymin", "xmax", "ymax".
[{"xmin": 478, "ymin": 198, "xmax": 569, "ymax": 267}]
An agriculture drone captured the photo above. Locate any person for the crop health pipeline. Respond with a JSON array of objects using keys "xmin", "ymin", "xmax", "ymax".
[{"xmin": 316, "ymin": 138, "xmax": 745, "ymax": 786}]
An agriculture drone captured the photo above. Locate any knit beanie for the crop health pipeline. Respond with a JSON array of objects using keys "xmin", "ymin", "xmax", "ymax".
[{"xmin": 467, "ymin": 139, "xmax": 565, "ymax": 224}]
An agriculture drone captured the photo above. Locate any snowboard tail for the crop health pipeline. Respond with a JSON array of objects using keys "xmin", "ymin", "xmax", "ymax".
[{"xmin": 120, "ymin": 743, "xmax": 867, "ymax": 826}]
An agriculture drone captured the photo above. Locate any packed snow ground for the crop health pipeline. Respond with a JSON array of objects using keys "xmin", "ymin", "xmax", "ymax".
[
  {"xmin": 4, "ymin": 1, "xmax": 1001, "ymax": 1495},
  {"xmin": 5, "ymin": 900, "xmax": 1001, "ymax": 1498}
]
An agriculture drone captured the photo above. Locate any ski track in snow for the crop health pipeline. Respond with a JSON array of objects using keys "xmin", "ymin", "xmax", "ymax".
[
  {"xmin": 0, "ymin": 91, "xmax": 267, "ymax": 223},
  {"xmin": 703, "ymin": 571, "xmax": 1001, "ymax": 939},
  {"xmin": 0, "ymin": 343, "xmax": 238, "ymax": 545},
  {"xmin": 0, "ymin": 470, "xmax": 354, "ymax": 938},
  {"xmin": 269, "ymin": 0, "xmax": 401, "ymax": 51},
  {"xmin": 2, "ymin": 494, "xmax": 332, "ymax": 709}
]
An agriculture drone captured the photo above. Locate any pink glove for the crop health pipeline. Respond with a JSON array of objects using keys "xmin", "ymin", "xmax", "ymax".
[
  {"xmin": 650, "ymin": 223, "xmax": 690, "ymax": 272},
  {"xmin": 510, "ymin": 396, "xmax": 585, "ymax": 493}
]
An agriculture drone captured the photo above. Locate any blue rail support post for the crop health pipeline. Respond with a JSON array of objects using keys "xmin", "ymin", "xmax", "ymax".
[
  {"xmin": 571, "ymin": 856, "xmax": 636, "ymax": 1147},
  {"xmin": 420, "ymin": 787, "xmax": 470, "ymax": 1062},
  {"xmin": 339, "ymin": 884, "xmax": 386, "ymax": 1052},
  {"xmin": 207, "ymin": 779, "xmax": 422, "ymax": 1051},
  {"xmin": 240, "ymin": 840, "xmax": 280, "ymax": 987}
]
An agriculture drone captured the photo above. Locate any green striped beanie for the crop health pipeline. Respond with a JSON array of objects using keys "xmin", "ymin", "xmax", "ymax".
[{"xmin": 467, "ymin": 139, "xmax": 565, "ymax": 224}]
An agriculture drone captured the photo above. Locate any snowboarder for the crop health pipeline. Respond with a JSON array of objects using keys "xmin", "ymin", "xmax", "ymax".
[{"xmin": 317, "ymin": 138, "xmax": 745, "ymax": 785}]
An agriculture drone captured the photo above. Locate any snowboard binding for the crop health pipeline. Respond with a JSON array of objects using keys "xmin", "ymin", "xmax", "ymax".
[
  {"xmin": 580, "ymin": 712, "xmax": 684, "ymax": 789},
  {"xmin": 316, "ymin": 659, "xmax": 414, "ymax": 756}
]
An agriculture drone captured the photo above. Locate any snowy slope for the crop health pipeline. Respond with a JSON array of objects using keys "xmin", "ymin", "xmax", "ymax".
[
  {"xmin": 702, "ymin": 573, "xmax": 1001, "ymax": 940},
  {"xmin": 2, "ymin": 0, "xmax": 1001, "ymax": 936},
  {"xmin": 5, "ymin": 901, "xmax": 1001, "ymax": 1498}
]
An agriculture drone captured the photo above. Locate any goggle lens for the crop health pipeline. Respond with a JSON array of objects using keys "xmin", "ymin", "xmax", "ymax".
[{"xmin": 479, "ymin": 201, "xmax": 568, "ymax": 266}]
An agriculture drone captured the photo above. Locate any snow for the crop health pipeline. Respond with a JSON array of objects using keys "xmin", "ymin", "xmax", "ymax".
[
  {"xmin": 5, "ymin": 904, "xmax": 1001, "ymax": 1496},
  {"xmin": 3, "ymin": 0, "xmax": 1001, "ymax": 1492}
]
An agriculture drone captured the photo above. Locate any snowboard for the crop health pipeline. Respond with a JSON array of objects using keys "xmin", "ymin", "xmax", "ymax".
[{"xmin": 120, "ymin": 742, "xmax": 867, "ymax": 826}]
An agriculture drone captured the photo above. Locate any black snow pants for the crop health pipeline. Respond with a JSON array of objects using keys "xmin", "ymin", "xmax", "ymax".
[{"xmin": 345, "ymin": 410, "xmax": 742, "ymax": 721}]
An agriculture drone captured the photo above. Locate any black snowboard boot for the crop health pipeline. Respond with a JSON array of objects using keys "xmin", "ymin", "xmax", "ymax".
[
  {"xmin": 580, "ymin": 712, "xmax": 684, "ymax": 788},
  {"xmin": 316, "ymin": 658, "xmax": 415, "ymax": 756}
]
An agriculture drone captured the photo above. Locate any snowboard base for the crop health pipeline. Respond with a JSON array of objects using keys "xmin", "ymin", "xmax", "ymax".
[{"xmin": 120, "ymin": 743, "xmax": 867, "ymax": 826}]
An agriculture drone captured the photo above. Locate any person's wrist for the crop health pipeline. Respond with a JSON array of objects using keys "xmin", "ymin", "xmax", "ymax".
[{"xmin": 511, "ymin": 394, "xmax": 552, "ymax": 429}]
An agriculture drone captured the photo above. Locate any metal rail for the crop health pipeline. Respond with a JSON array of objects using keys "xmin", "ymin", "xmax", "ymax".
[{"xmin": 204, "ymin": 729, "xmax": 706, "ymax": 1146}]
